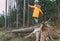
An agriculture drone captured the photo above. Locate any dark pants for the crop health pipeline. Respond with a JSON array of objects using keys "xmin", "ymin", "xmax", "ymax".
[{"xmin": 33, "ymin": 17, "xmax": 38, "ymax": 24}]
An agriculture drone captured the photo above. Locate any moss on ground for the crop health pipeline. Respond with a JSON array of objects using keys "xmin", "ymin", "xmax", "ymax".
[{"xmin": 0, "ymin": 31, "xmax": 60, "ymax": 41}]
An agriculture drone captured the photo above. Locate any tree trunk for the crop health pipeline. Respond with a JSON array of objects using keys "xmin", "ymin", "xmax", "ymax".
[
  {"xmin": 7, "ymin": 27, "xmax": 35, "ymax": 33},
  {"xmin": 7, "ymin": 25, "xmax": 40, "ymax": 33}
]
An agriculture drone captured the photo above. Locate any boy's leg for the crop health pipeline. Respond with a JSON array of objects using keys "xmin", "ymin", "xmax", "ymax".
[{"xmin": 34, "ymin": 18, "xmax": 38, "ymax": 24}]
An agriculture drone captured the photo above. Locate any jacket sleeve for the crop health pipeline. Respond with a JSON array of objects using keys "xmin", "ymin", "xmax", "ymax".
[
  {"xmin": 39, "ymin": 9, "xmax": 43, "ymax": 14},
  {"xmin": 28, "ymin": 5, "xmax": 35, "ymax": 8}
]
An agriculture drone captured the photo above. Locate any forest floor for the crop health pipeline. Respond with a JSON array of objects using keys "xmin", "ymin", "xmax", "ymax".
[
  {"xmin": 0, "ymin": 31, "xmax": 60, "ymax": 41},
  {"xmin": 0, "ymin": 26, "xmax": 60, "ymax": 41}
]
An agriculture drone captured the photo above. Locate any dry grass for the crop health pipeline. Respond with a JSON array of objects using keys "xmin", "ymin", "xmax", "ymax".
[{"xmin": 0, "ymin": 30, "xmax": 60, "ymax": 41}]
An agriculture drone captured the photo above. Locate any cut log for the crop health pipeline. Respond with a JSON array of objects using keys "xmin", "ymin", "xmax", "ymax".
[
  {"xmin": 7, "ymin": 28, "xmax": 34, "ymax": 33},
  {"xmin": 7, "ymin": 25, "xmax": 40, "ymax": 33}
]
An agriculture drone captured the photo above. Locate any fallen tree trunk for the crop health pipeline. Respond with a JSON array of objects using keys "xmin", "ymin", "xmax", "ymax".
[
  {"xmin": 7, "ymin": 25, "xmax": 40, "ymax": 33},
  {"xmin": 5, "ymin": 27, "xmax": 34, "ymax": 38},
  {"xmin": 5, "ymin": 25, "xmax": 40, "ymax": 38},
  {"xmin": 7, "ymin": 28, "xmax": 34, "ymax": 33}
]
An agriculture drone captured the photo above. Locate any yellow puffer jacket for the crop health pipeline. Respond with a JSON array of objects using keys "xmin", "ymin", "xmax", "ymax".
[{"xmin": 29, "ymin": 5, "xmax": 43, "ymax": 18}]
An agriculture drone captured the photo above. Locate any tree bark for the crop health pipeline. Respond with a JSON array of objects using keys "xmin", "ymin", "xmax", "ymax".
[
  {"xmin": 7, "ymin": 27, "xmax": 35, "ymax": 33},
  {"xmin": 7, "ymin": 25, "xmax": 40, "ymax": 33}
]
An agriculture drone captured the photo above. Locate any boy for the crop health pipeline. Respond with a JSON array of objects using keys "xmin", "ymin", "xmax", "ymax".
[{"xmin": 28, "ymin": 3, "xmax": 43, "ymax": 25}]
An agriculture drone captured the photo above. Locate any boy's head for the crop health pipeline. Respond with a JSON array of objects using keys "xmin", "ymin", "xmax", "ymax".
[
  {"xmin": 34, "ymin": 3, "xmax": 40, "ymax": 8},
  {"xmin": 35, "ymin": 2, "xmax": 39, "ymax": 5}
]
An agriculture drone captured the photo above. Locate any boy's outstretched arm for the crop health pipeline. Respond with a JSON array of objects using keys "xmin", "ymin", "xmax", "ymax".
[{"xmin": 28, "ymin": 5, "xmax": 35, "ymax": 8}]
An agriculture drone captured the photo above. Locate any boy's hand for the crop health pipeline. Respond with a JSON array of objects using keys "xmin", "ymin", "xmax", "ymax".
[
  {"xmin": 41, "ymin": 13, "xmax": 44, "ymax": 17},
  {"xmin": 28, "ymin": 5, "xmax": 30, "ymax": 7},
  {"xmin": 42, "ymin": 12, "xmax": 43, "ymax": 15}
]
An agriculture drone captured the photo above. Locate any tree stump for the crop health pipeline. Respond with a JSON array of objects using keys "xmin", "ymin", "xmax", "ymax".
[{"xmin": 40, "ymin": 26, "xmax": 49, "ymax": 41}]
